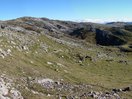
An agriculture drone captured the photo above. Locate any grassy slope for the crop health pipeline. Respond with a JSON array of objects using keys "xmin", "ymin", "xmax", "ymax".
[{"xmin": 0, "ymin": 31, "xmax": 132, "ymax": 98}]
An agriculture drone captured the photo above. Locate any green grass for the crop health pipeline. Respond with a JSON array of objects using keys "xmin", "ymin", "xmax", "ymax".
[{"xmin": 0, "ymin": 33, "xmax": 132, "ymax": 98}]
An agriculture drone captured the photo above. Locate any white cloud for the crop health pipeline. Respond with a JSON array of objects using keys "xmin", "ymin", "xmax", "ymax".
[{"xmin": 76, "ymin": 18, "xmax": 132, "ymax": 23}]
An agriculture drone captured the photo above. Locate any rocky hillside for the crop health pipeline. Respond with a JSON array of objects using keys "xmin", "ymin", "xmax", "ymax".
[
  {"xmin": 4, "ymin": 17, "xmax": 132, "ymax": 47},
  {"xmin": 0, "ymin": 17, "xmax": 132, "ymax": 99}
]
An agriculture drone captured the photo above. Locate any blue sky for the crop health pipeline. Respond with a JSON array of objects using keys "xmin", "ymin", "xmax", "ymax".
[{"xmin": 0, "ymin": 0, "xmax": 132, "ymax": 22}]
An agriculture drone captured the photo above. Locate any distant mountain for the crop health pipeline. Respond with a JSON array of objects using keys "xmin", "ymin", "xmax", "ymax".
[
  {"xmin": 106, "ymin": 22, "xmax": 132, "ymax": 26},
  {"xmin": 126, "ymin": 22, "xmax": 132, "ymax": 25}
]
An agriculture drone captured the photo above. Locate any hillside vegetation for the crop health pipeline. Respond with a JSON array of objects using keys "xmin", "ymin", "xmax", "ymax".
[{"xmin": 0, "ymin": 17, "xmax": 132, "ymax": 99}]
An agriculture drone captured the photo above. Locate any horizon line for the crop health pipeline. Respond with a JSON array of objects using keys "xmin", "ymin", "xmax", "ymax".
[{"xmin": 0, "ymin": 16, "xmax": 132, "ymax": 24}]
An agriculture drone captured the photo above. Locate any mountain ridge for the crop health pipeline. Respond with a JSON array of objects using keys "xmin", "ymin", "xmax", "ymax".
[{"xmin": 2, "ymin": 17, "xmax": 131, "ymax": 45}]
